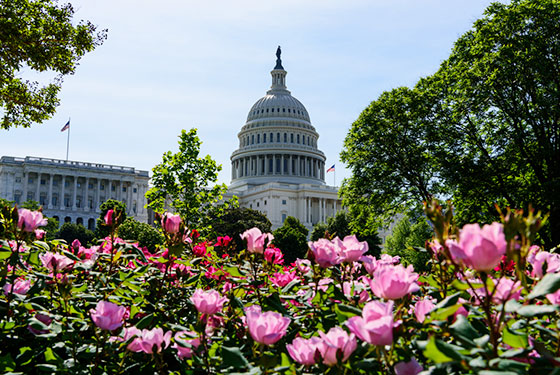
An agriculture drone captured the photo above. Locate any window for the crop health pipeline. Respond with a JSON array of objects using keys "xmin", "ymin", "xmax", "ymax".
[
  {"xmin": 271, "ymin": 108, "xmax": 274, "ymax": 112},
  {"xmin": 39, "ymin": 195, "xmax": 47, "ymax": 205},
  {"xmin": 282, "ymin": 200, "xmax": 287, "ymax": 205},
  {"xmin": 133, "ymin": 202, "xmax": 137, "ymax": 214},
  {"xmin": 14, "ymin": 194, "xmax": 21, "ymax": 204},
  {"xmin": 264, "ymin": 200, "xmax": 267, "ymax": 205},
  {"xmin": 40, "ymin": 179, "xmax": 46, "ymax": 185},
  {"xmin": 111, "ymin": 185, "xmax": 116, "ymax": 192},
  {"xmin": 76, "ymin": 197, "xmax": 81, "ymax": 208},
  {"xmin": 284, "ymin": 133, "xmax": 287, "ymax": 143},
  {"xmin": 133, "ymin": 188, "xmax": 137, "ymax": 193},
  {"xmin": 297, "ymin": 134, "xmax": 300, "ymax": 144},
  {"xmin": 257, "ymin": 202, "xmax": 260, "ymax": 207},
  {"xmin": 283, "ymin": 108, "xmax": 286, "ymax": 112},
  {"xmin": 266, "ymin": 108, "xmax": 269, "ymax": 113},
  {"xmin": 77, "ymin": 182, "xmax": 81, "ymax": 188},
  {"xmin": 277, "ymin": 133, "xmax": 280, "ymax": 142},
  {"xmin": 64, "ymin": 180, "xmax": 69, "ymax": 188},
  {"xmin": 270, "ymin": 133, "xmax": 274, "ymax": 142},
  {"xmin": 257, "ymin": 134, "xmax": 260, "ymax": 143},
  {"xmin": 53, "ymin": 180, "xmax": 58, "ymax": 186},
  {"xmin": 52, "ymin": 196, "xmax": 58, "ymax": 206},
  {"xmin": 291, "ymin": 134, "xmax": 294, "ymax": 143},
  {"xmin": 28, "ymin": 177, "xmax": 33, "ymax": 184},
  {"xmin": 250, "ymin": 204, "xmax": 253, "ymax": 209},
  {"xmin": 64, "ymin": 197, "xmax": 71, "ymax": 208},
  {"xmin": 27, "ymin": 192, "xmax": 33, "ymax": 201},
  {"xmin": 88, "ymin": 198, "xmax": 93, "ymax": 209},
  {"xmin": 88, "ymin": 183, "xmax": 93, "ymax": 189},
  {"xmin": 288, "ymin": 109, "xmax": 291, "ymax": 113},
  {"xmin": 263, "ymin": 134, "xmax": 267, "ymax": 143},
  {"xmin": 282, "ymin": 213, "xmax": 287, "ymax": 223},
  {"xmin": 122, "ymin": 187, "xmax": 127, "ymax": 192},
  {"xmin": 15, "ymin": 177, "xmax": 21, "ymax": 183},
  {"xmin": 251, "ymin": 135, "xmax": 254, "ymax": 144},
  {"xmin": 100, "ymin": 184, "xmax": 105, "ymax": 191}
]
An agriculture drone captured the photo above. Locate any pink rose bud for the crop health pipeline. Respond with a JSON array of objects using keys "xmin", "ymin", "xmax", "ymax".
[
  {"xmin": 17, "ymin": 209, "xmax": 48, "ymax": 232},
  {"xmin": 447, "ymin": 222, "xmax": 506, "ymax": 272},
  {"xmin": 318, "ymin": 327, "xmax": 357, "ymax": 366},
  {"xmin": 104, "ymin": 209, "xmax": 114, "ymax": 226},
  {"xmin": 333, "ymin": 235, "xmax": 368, "ymax": 263},
  {"xmin": 162, "ymin": 212, "xmax": 182, "ymax": 234},
  {"xmin": 240, "ymin": 227, "xmax": 274, "ymax": 254},
  {"xmin": 270, "ymin": 271, "xmax": 298, "ymax": 287},
  {"xmin": 264, "ymin": 247, "xmax": 285, "ymax": 265},
  {"xmin": 492, "ymin": 277, "xmax": 522, "ymax": 304},
  {"xmin": 3, "ymin": 279, "xmax": 31, "ymax": 296},
  {"xmin": 395, "ymin": 357, "xmax": 423, "ymax": 375},
  {"xmin": 308, "ymin": 238, "xmax": 341, "ymax": 268},
  {"xmin": 34, "ymin": 229, "xmax": 46, "ymax": 240},
  {"xmin": 245, "ymin": 305, "xmax": 290, "ymax": 346},
  {"xmin": 368, "ymin": 264, "xmax": 420, "ymax": 300},
  {"xmin": 295, "ymin": 259, "xmax": 312, "ymax": 274},
  {"xmin": 90, "ymin": 300, "xmax": 127, "ymax": 331},
  {"xmin": 173, "ymin": 331, "xmax": 201, "ymax": 359},
  {"xmin": 72, "ymin": 239, "xmax": 81, "ymax": 250},
  {"xmin": 287, "ymin": 336, "xmax": 322, "ymax": 366},
  {"xmin": 346, "ymin": 300, "xmax": 397, "ymax": 346},
  {"xmin": 414, "ymin": 299, "xmax": 436, "ymax": 323},
  {"xmin": 39, "ymin": 252, "xmax": 74, "ymax": 272},
  {"xmin": 190, "ymin": 289, "xmax": 228, "ymax": 315}
]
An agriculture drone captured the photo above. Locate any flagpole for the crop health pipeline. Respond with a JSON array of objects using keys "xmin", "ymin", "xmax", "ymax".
[{"xmin": 66, "ymin": 117, "xmax": 70, "ymax": 161}]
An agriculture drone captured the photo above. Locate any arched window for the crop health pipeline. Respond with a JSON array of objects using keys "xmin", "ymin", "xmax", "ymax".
[
  {"xmin": 284, "ymin": 133, "xmax": 287, "ymax": 143},
  {"xmin": 297, "ymin": 134, "xmax": 300, "ymax": 144},
  {"xmin": 291, "ymin": 134, "xmax": 294, "ymax": 143},
  {"xmin": 263, "ymin": 133, "xmax": 267, "ymax": 143}
]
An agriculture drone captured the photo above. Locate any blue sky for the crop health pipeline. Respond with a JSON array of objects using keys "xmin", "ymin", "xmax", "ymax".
[{"xmin": 2, "ymin": 0, "xmax": 503, "ymax": 187}]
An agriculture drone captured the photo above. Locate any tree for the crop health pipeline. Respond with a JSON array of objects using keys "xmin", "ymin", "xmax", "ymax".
[
  {"xmin": 55, "ymin": 222, "xmax": 94, "ymax": 246},
  {"xmin": 146, "ymin": 129, "xmax": 228, "ymax": 230},
  {"xmin": 95, "ymin": 199, "xmax": 127, "ymax": 238},
  {"xmin": 341, "ymin": 0, "xmax": 560, "ymax": 247},
  {"xmin": 384, "ymin": 211, "xmax": 432, "ymax": 273},
  {"xmin": 0, "ymin": 0, "xmax": 106, "ymax": 129},
  {"xmin": 209, "ymin": 207, "xmax": 271, "ymax": 251},
  {"xmin": 118, "ymin": 218, "xmax": 163, "ymax": 252},
  {"xmin": 272, "ymin": 216, "xmax": 309, "ymax": 264},
  {"xmin": 310, "ymin": 222, "xmax": 328, "ymax": 242}
]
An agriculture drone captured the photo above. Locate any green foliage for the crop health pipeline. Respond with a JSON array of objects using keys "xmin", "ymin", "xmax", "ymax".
[
  {"xmin": 118, "ymin": 218, "xmax": 163, "ymax": 252},
  {"xmin": 210, "ymin": 206, "xmax": 271, "ymax": 251},
  {"xmin": 55, "ymin": 222, "xmax": 94, "ymax": 246},
  {"xmin": 310, "ymin": 222, "xmax": 328, "ymax": 241},
  {"xmin": 272, "ymin": 216, "xmax": 309, "ymax": 263},
  {"xmin": 340, "ymin": 0, "xmax": 560, "ymax": 247},
  {"xmin": 43, "ymin": 217, "xmax": 59, "ymax": 240},
  {"xmin": 326, "ymin": 211, "xmax": 351, "ymax": 239},
  {"xmin": 0, "ymin": 0, "xmax": 106, "ymax": 129},
  {"xmin": 19, "ymin": 200, "xmax": 40, "ymax": 210},
  {"xmin": 146, "ymin": 129, "xmax": 228, "ymax": 230},
  {"xmin": 384, "ymin": 211, "xmax": 432, "ymax": 273},
  {"xmin": 95, "ymin": 199, "xmax": 127, "ymax": 238}
]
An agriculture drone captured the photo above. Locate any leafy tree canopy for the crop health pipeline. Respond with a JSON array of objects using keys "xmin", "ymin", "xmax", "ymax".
[
  {"xmin": 0, "ymin": 0, "xmax": 106, "ymax": 129},
  {"xmin": 341, "ymin": 0, "xmax": 560, "ymax": 247},
  {"xmin": 95, "ymin": 199, "xmax": 126, "ymax": 238},
  {"xmin": 146, "ymin": 129, "xmax": 229, "ymax": 231},
  {"xmin": 118, "ymin": 217, "xmax": 163, "ymax": 252},
  {"xmin": 273, "ymin": 216, "xmax": 309, "ymax": 264},
  {"xmin": 55, "ymin": 222, "xmax": 94, "ymax": 246},
  {"xmin": 209, "ymin": 206, "xmax": 270, "ymax": 251}
]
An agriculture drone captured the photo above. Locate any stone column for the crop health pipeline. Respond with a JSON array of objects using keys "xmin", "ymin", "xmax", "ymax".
[
  {"xmin": 35, "ymin": 172, "xmax": 41, "ymax": 202},
  {"xmin": 47, "ymin": 174, "xmax": 53, "ymax": 209},
  {"xmin": 60, "ymin": 176, "xmax": 65, "ymax": 210},
  {"xmin": 281, "ymin": 155, "xmax": 285, "ymax": 175},
  {"xmin": 128, "ymin": 182, "xmax": 133, "ymax": 213},
  {"xmin": 84, "ymin": 177, "xmax": 89, "ymax": 212},
  {"xmin": 305, "ymin": 197, "xmax": 309, "ymax": 223},
  {"xmin": 118, "ymin": 180, "xmax": 123, "ymax": 202},
  {"xmin": 272, "ymin": 155, "xmax": 276, "ymax": 174},
  {"xmin": 319, "ymin": 198, "xmax": 323, "ymax": 223},
  {"xmin": 72, "ymin": 177, "xmax": 77, "ymax": 209},
  {"xmin": 95, "ymin": 179, "xmax": 101, "ymax": 212},
  {"xmin": 22, "ymin": 171, "xmax": 28, "ymax": 202}
]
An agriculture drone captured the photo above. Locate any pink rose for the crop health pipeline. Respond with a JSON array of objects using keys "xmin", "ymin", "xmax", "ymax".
[
  {"xmin": 447, "ymin": 222, "xmax": 506, "ymax": 272},
  {"xmin": 162, "ymin": 212, "xmax": 181, "ymax": 234},
  {"xmin": 270, "ymin": 271, "xmax": 298, "ymax": 287},
  {"xmin": 286, "ymin": 336, "xmax": 322, "ymax": 366},
  {"xmin": 295, "ymin": 259, "xmax": 312, "ymax": 274},
  {"xmin": 17, "ymin": 209, "xmax": 47, "ymax": 232},
  {"xmin": 190, "ymin": 289, "xmax": 228, "ymax": 315},
  {"xmin": 529, "ymin": 251, "xmax": 560, "ymax": 278},
  {"xmin": 104, "ymin": 209, "xmax": 114, "ymax": 226},
  {"xmin": 368, "ymin": 264, "xmax": 419, "ymax": 300},
  {"xmin": 395, "ymin": 358, "xmax": 423, "ymax": 375},
  {"xmin": 318, "ymin": 327, "xmax": 356, "ymax": 366},
  {"xmin": 245, "ymin": 305, "xmax": 290, "ymax": 346},
  {"xmin": 34, "ymin": 229, "xmax": 46, "ymax": 240},
  {"xmin": 333, "ymin": 235, "xmax": 368, "ymax": 263},
  {"xmin": 414, "ymin": 299, "xmax": 435, "ymax": 323},
  {"xmin": 39, "ymin": 252, "xmax": 74, "ymax": 272},
  {"xmin": 139, "ymin": 327, "xmax": 172, "ymax": 354},
  {"xmin": 3, "ymin": 279, "xmax": 31, "ymax": 296},
  {"xmin": 90, "ymin": 301, "xmax": 126, "ymax": 331},
  {"xmin": 546, "ymin": 289, "xmax": 560, "ymax": 305},
  {"xmin": 264, "ymin": 247, "xmax": 284, "ymax": 265},
  {"xmin": 308, "ymin": 238, "xmax": 341, "ymax": 268},
  {"xmin": 346, "ymin": 300, "xmax": 397, "ymax": 346},
  {"xmin": 173, "ymin": 331, "xmax": 200, "ymax": 359},
  {"xmin": 492, "ymin": 277, "xmax": 522, "ymax": 304},
  {"xmin": 240, "ymin": 227, "xmax": 274, "ymax": 254}
]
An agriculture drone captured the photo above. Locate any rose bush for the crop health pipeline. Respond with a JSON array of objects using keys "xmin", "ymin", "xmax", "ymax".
[{"xmin": 1, "ymin": 199, "xmax": 560, "ymax": 374}]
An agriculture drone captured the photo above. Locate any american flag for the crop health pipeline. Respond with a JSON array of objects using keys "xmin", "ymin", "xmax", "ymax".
[
  {"xmin": 327, "ymin": 164, "xmax": 335, "ymax": 173},
  {"xmin": 60, "ymin": 120, "xmax": 70, "ymax": 132}
]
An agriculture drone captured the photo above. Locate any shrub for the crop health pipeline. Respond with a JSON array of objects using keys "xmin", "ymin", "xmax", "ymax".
[
  {"xmin": 272, "ymin": 216, "xmax": 308, "ymax": 263},
  {"xmin": 55, "ymin": 222, "xmax": 95, "ymax": 246},
  {"xmin": 118, "ymin": 217, "xmax": 163, "ymax": 251}
]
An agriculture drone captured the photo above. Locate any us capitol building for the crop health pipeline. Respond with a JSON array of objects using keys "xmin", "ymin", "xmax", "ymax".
[{"xmin": 226, "ymin": 48, "xmax": 341, "ymax": 231}]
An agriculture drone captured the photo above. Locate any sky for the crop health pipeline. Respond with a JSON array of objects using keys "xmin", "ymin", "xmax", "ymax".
[{"xmin": 2, "ymin": 0, "xmax": 505, "ymax": 187}]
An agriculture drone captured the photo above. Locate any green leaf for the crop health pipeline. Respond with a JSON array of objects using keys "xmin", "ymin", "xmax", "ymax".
[
  {"xmin": 429, "ymin": 304, "xmax": 460, "ymax": 321},
  {"xmin": 502, "ymin": 326, "xmax": 528, "ymax": 349},
  {"xmin": 0, "ymin": 354, "xmax": 16, "ymax": 372},
  {"xmin": 423, "ymin": 336, "xmax": 453, "ymax": 363},
  {"xmin": 0, "ymin": 249, "xmax": 11, "ymax": 260},
  {"xmin": 224, "ymin": 266, "xmax": 245, "ymax": 277},
  {"xmin": 135, "ymin": 313, "xmax": 153, "ymax": 329},
  {"xmin": 334, "ymin": 304, "xmax": 361, "ymax": 323},
  {"xmin": 450, "ymin": 314, "xmax": 480, "ymax": 346},
  {"xmin": 517, "ymin": 304, "xmax": 557, "ymax": 317},
  {"xmin": 222, "ymin": 346, "xmax": 250, "ymax": 369},
  {"xmin": 419, "ymin": 274, "xmax": 440, "ymax": 288},
  {"xmin": 527, "ymin": 273, "xmax": 560, "ymax": 299},
  {"xmin": 62, "ymin": 250, "xmax": 80, "ymax": 262}
]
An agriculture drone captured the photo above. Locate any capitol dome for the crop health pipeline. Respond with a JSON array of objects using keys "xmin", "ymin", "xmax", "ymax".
[{"xmin": 230, "ymin": 48, "xmax": 326, "ymax": 188}]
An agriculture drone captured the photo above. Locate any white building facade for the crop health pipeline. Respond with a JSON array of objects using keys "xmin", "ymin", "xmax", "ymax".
[
  {"xmin": 0, "ymin": 156, "xmax": 150, "ymax": 229},
  {"xmin": 227, "ymin": 49, "xmax": 342, "ymax": 231}
]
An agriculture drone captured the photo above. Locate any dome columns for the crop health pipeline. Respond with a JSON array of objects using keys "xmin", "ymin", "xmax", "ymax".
[{"xmin": 231, "ymin": 154, "xmax": 324, "ymax": 181}]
